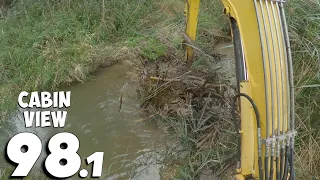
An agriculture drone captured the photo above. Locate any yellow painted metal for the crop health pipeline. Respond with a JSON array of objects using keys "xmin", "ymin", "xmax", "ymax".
[
  {"xmin": 219, "ymin": 1, "xmax": 265, "ymax": 178},
  {"xmin": 223, "ymin": 0, "xmax": 289, "ymax": 178},
  {"xmin": 184, "ymin": 0, "xmax": 290, "ymax": 179},
  {"xmin": 239, "ymin": 81, "xmax": 255, "ymax": 175},
  {"xmin": 184, "ymin": 0, "xmax": 200, "ymax": 61}
]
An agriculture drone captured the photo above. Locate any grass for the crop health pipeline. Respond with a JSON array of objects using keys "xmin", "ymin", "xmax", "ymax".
[
  {"xmin": 0, "ymin": 0, "xmax": 181, "ymax": 121},
  {"xmin": 0, "ymin": 167, "xmax": 40, "ymax": 180},
  {"xmin": 190, "ymin": 0, "xmax": 320, "ymax": 178},
  {"xmin": 285, "ymin": 0, "xmax": 320, "ymax": 178},
  {"xmin": 0, "ymin": 0, "xmax": 319, "ymax": 179},
  {"xmin": 157, "ymin": 114, "xmax": 237, "ymax": 179},
  {"xmin": 141, "ymin": 0, "xmax": 320, "ymax": 179}
]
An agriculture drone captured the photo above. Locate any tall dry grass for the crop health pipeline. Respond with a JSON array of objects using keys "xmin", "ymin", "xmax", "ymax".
[{"xmin": 286, "ymin": 0, "xmax": 320, "ymax": 178}]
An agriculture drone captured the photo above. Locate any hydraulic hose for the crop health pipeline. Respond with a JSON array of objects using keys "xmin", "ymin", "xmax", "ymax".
[
  {"xmin": 279, "ymin": 2, "xmax": 296, "ymax": 179},
  {"xmin": 265, "ymin": 154, "xmax": 269, "ymax": 180},
  {"xmin": 270, "ymin": 154, "xmax": 274, "ymax": 180},
  {"xmin": 258, "ymin": 157, "xmax": 263, "ymax": 180},
  {"xmin": 276, "ymin": 155, "xmax": 280, "ymax": 180},
  {"xmin": 280, "ymin": 146, "xmax": 284, "ymax": 179},
  {"xmin": 231, "ymin": 93, "xmax": 263, "ymax": 180},
  {"xmin": 252, "ymin": 1, "xmax": 272, "ymax": 179},
  {"xmin": 289, "ymin": 145, "xmax": 295, "ymax": 180},
  {"xmin": 282, "ymin": 145, "xmax": 290, "ymax": 180}
]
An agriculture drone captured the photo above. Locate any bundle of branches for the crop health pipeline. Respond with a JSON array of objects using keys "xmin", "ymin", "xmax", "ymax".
[{"xmin": 137, "ymin": 56, "xmax": 239, "ymax": 178}]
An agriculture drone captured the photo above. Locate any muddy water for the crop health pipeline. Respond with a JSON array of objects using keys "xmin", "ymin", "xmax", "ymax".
[{"xmin": 0, "ymin": 63, "xmax": 164, "ymax": 179}]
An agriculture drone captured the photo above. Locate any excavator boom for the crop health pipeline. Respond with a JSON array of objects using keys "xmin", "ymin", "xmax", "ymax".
[{"xmin": 184, "ymin": 0, "xmax": 296, "ymax": 179}]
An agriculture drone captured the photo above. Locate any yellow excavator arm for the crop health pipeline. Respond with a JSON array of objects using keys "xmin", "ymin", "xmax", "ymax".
[{"xmin": 184, "ymin": 0, "xmax": 296, "ymax": 179}]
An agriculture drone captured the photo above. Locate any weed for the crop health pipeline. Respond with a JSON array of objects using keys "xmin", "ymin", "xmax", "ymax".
[
  {"xmin": 0, "ymin": 0, "xmax": 175, "ymax": 120},
  {"xmin": 286, "ymin": 0, "xmax": 320, "ymax": 178},
  {"xmin": 0, "ymin": 0, "xmax": 319, "ymax": 179}
]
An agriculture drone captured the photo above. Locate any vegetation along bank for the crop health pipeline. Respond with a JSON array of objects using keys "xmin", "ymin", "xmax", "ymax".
[{"xmin": 0, "ymin": 0, "xmax": 319, "ymax": 179}]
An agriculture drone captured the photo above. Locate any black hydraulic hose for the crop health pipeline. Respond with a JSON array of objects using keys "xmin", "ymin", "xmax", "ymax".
[
  {"xmin": 280, "ymin": 147, "xmax": 284, "ymax": 179},
  {"xmin": 231, "ymin": 18, "xmax": 246, "ymax": 85},
  {"xmin": 231, "ymin": 93, "xmax": 263, "ymax": 180},
  {"xmin": 276, "ymin": 156, "xmax": 280, "ymax": 180},
  {"xmin": 289, "ymin": 146, "xmax": 295, "ymax": 180},
  {"xmin": 258, "ymin": 157, "xmax": 263, "ymax": 180},
  {"xmin": 270, "ymin": 155, "xmax": 274, "ymax": 180},
  {"xmin": 265, "ymin": 156, "xmax": 269, "ymax": 180},
  {"xmin": 282, "ymin": 145, "xmax": 290, "ymax": 180},
  {"xmin": 287, "ymin": 146, "xmax": 293, "ymax": 179}
]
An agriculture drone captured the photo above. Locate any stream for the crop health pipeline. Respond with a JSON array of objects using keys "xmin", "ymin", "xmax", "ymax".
[
  {"xmin": 0, "ymin": 42, "xmax": 234, "ymax": 180},
  {"xmin": 0, "ymin": 63, "xmax": 164, "ymax": 179}
]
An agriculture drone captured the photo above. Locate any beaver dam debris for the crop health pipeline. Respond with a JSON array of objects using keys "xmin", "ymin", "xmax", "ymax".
[{"xmin": 136, "ymin": 43, "xmax": 240, "ymax": 178}]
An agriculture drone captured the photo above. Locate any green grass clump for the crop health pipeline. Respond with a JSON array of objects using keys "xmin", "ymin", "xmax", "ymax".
[
  {"xmin": 141, "ymin": 38, "xmax": 168, "ymax": 61},
  {"xmin": 0, "ymin": 0, "xmax": 178, "ymax": 120},
  {"xmin": 126, "ymin": 35, "xmax": 168, "ymax": 61},
  {"xmin": 197, "ymin": 0, "xmax": 230, "ymax": 45}
]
